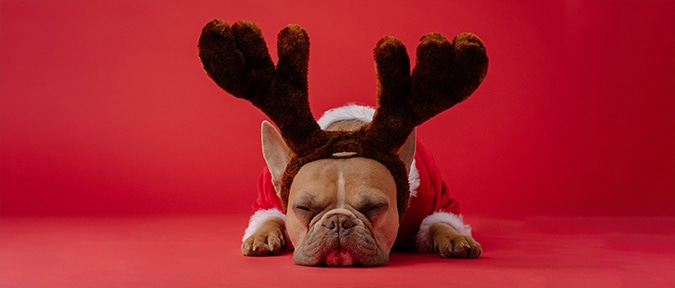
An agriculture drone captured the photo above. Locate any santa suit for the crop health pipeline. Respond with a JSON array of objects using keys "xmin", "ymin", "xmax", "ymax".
[{"xmin": 242, "ymin": 105, "xmax": 472, "ymax": 252}]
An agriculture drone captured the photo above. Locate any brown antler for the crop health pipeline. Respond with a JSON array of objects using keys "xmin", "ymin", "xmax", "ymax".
[
  {"xmin": 199, "ymin": 21, "xmax": 488, "ymax": 216},
  {"xmin": 365, "ymin": 36, "xmax": 413, "ymax": 151},
  {"xmin": 366, "ymin": 32, "xmax": 488, "ymax": 154},
  {"xmin": 198, "ymin": 20, "xmax": 327, "ymax": 154}
]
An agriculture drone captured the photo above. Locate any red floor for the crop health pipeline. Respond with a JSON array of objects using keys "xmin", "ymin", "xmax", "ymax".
[{"xmin": 1, "ymin": 215, "xmax": 673, "ymax": 288}]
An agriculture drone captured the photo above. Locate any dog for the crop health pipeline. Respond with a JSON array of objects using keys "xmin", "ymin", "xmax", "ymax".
[
  {"xmin": 197, "ymin": 19, "xmax": 488, "ymax": 266},
  {"xmin": 241, "ymin": 105, "xmax": 482, "ymax": 266}
]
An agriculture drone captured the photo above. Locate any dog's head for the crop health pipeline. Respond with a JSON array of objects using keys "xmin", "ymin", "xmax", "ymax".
[
  {"xmin": 198, "ymin": 20, "xmax": 487, "ymax": 266},
  {"xmin": 261, "ymin": 115, "xmax": 416, "ymax": 266}
]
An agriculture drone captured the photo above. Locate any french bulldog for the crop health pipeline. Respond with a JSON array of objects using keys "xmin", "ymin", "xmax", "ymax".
[
  {"xmin": 197, "ymin": 19, "xmax": 487, "ymax": 266},
  {"xmin": 241, "ymin": 105, "xmax": 482, "ymax": 266}
]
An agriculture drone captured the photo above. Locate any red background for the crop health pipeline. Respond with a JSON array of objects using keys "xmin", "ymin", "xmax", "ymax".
[
  {"xmin": 2, "ymin": 1, "xmax": 674, "ymax": 287},
  {"xmin": 1, "ymin": 0, "xmax": 673, "ymax": 218}
]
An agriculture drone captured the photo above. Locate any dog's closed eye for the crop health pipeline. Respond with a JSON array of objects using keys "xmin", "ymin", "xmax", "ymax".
[
  {"xmin": 357, "ymin": 196, "xmax": 389, "ymax": 220},
  {"xmin": 292, "ymin": 204, "xmax": 318, "ymax": 226},
  {"xmin": 295, "ymin": 205, "xmax": 314, "ymax": 213},
  {"xmin": 292, "ymin": 195, "xmax": 323, "ymax": 223}
]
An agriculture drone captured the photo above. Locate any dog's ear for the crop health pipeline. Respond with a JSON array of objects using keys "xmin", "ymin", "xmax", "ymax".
[
  {"xmin": 261, "ymin": 120, "xmax": 292, "ymax": 193},
  {"xmin": 397, "ymin": 128, "xmax": 416, "ymax": 174}
]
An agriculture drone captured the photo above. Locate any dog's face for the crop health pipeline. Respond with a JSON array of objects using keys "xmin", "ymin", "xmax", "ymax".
[
  {"xmin": 261, "ymin": 119, "xmax": 415, "ymax": 266},
  {"xmin": 286, "ymin": 157, "xmax": 399, "ymax": 266}
]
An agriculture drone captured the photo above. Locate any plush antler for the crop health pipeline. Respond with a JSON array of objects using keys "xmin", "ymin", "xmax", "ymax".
[
  {"xmin": 198, "ymin": 20, "xmax": 328, "ymax": 154},
  {"xmin": 366, "ymin": 32, "xmax": 488, "ymax": 154},
  {"xmin": 198, "ymin": 20, "xmax": 488, "ymax": 216}
]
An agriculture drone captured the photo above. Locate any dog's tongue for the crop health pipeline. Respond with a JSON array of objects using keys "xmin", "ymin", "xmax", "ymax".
[{"xmin": 324, "ymin": 249, "xmax": 355, "ymax": 266}]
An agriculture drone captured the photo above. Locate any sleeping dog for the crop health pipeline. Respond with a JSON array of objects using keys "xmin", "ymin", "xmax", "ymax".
[
  {"xmin": 243, "ymin": 105, "xmax": 482, "ymax": 266},
  {"xmin": 198, "ymin": 19, "xmax": 488, "ymax": 266}
]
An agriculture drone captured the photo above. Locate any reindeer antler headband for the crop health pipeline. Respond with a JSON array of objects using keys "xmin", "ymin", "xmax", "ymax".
[{"xmin": 198, "ymin": 20, "xmax": 488, "ymax": 217}]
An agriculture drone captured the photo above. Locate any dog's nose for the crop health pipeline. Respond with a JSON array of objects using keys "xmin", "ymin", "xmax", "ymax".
[{"xmin": 323, "ymin": 214, "xmax": 355, "ymax": 231}]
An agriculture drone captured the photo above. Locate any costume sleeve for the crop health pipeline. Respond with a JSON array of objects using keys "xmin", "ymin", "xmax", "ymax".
[
  {"xmin": 242, "ymin": 167, "xmax": 286, "ymax": 242},
  {"xmin": 413, "ymin": 141, "xmax": 472, "ymax": 252},
  {"xmin": 414, "ymin": 141, "xmax": 461, "ymax": 215},
  {"xmin": 434, "ymin": 182, "xmax": 462, "ymax": 215},
  {"xmin": 252, "ymin": 167, "xmax": 284, "ymax": 212}
]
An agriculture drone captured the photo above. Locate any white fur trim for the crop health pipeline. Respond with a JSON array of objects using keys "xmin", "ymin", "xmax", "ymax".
[
  {"xmin": 317, "ymin": 104, "xmax": 420, "ymax": 198},
  {"xmin": 242, "ymin": 208, "xmax": 286, "ymax": 241},
  {"xmin": 317, "ymin": 104, "xmax": 375, "ymax": 130},
  {"xmin": 415, "ymin": 212, "xmax": 472, "ymax": 252},
  {"xmin": 408, "ymin": 160, "xmax": 419, "ymax": 198}
]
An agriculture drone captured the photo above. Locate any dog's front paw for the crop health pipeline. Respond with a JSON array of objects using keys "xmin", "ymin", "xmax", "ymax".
[
  {"xmin": 430, "ymin": 222, "xmax": 482, "ymax": 258},
  {"xmin": 434, "ymin": 234, "xmax": 482, "ymax": 258},
  {"xmin": 241, "ymin": 218, "xmax": 286, "ymax": 256}
]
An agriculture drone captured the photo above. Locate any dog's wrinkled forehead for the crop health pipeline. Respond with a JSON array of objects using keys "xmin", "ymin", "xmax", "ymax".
[
  {"xmin": 279, "ymin": 131, "xmax": 411, "ymax": 219},
  {"xmin": 285, "ymin": 161, "xmax": 408, "ymax": 218}
]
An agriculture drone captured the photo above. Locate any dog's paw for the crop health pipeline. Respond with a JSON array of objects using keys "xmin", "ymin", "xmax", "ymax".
[
  {"xmin": 241, "ymin": 219, "xmax": 286, "ymax": 256},
  {"xmin": 434, "ymin": 234, "xmax": 482, "ymax": 258},
  {"xmin": 430, "ymin": 222, "xmax": 482, "ymax": 258},
  {"xmin": 242, "ymin": 233, "xmax": 284, "ymax": 256}
]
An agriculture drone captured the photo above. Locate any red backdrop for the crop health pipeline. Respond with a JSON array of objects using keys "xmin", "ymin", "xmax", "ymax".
[{"xmin": 1, "ymin": 0, "xmax": 673, "ymax": 218}]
